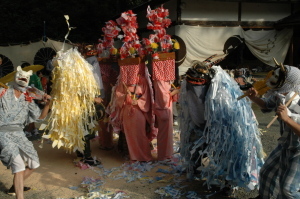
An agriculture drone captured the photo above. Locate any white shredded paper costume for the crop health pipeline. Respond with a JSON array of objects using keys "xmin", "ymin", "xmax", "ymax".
[{"xmin": 43, "ymin": 48, "xmax": 100, "ymax": 153}]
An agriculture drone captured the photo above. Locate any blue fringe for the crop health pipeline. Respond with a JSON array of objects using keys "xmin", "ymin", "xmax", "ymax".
[{"xmin": 180, "ymin": 66, "xmax": 264, "ymax": 190}]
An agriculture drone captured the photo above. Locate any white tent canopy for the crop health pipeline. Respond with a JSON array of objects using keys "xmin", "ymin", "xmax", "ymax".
[
  {"xmin": 0, "ymin": 38, "xmax": 73, "ymax": 69},
  {"xmin": 175, "ymin": 25, "xmax": 293, "ymax": 75}
]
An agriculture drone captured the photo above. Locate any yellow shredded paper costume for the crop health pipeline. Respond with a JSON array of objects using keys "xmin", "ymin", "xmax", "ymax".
[{"xmin": 43, "ymin": 48, "xmax": 100, "ymax": 153}]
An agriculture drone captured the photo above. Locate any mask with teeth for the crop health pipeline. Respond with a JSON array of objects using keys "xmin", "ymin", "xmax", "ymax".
[{"xmin": 14, "ymin": 66, "xmax": 32, "ymax": 87}]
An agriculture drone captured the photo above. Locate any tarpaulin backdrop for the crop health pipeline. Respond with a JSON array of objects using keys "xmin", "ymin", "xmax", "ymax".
[
  {"xmin": 0, "ymin": 38, "xmax": 73, "ymax": 68},
  {"xmin": 175, "ymin": 25, "xmax": 293, "ymax": 75}
]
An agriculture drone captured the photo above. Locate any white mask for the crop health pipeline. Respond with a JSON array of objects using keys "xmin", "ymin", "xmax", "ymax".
[
  {"xmin": 14, "ymin": 66, "xmax": 32, "ymax": 87},
  {"xmin": 267, "ymin": 68, "xmax": 280, "ymax": 88},
  {"xmin": 267, "ymin": 67, "xmax": 287, "ymax": 89}
]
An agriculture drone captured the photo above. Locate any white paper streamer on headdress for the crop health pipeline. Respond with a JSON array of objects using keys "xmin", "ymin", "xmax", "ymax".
[{"xmin": 62, "ymin": 15, "xmax": 76, "ymax": 51}]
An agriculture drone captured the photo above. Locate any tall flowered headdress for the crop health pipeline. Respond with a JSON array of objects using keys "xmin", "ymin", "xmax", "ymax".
[
  {"xmin": 116, "ymin": 10, "xmax": 143, "ymax": 59},
  {"xmin": 144, "ymin": 5, "xmax": 176, "ymax": 59},
  {"xmin": 97, "ymin": 20, "xmax": 121, "ymax": 58}
]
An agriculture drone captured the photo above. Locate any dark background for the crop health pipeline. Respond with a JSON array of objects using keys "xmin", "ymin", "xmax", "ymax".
[{"xmin": 0, "ymin": 0, "xmax": 150, "ymax": 45}]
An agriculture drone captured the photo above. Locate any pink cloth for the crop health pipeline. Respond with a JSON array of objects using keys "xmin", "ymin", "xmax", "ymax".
[
  {"xmin": 120, "ymin": 63, "xmax": 145, "ymax": 85},
  {"xmin": 115, "ymin": 76, "xmax": 153, "ymax": 161},
  {"xmin": 152, "ymin": 59, "xmax": 175, "ymax": 81},
  {"xmin": 153, "ymin": 80, "xmax": 174, "ymax": 161}
]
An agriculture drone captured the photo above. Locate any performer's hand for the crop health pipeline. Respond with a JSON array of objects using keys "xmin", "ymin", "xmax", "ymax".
[
  {"xmin": 276, "ymin": 103, "xmax": 290, "ymax": 122},
  {"xmin": 246, "ymin": 87, "xmax": 258, "ymax": 99},
  {"xmin": 132, "ymin": 99, "xmax": 137, "ymax": 105},
  {"xmin": 94, "ymin": 97, "xmax": 103, "ymax": 104},
  {"xmin": 43, "ymin": 94, "xmax": 51, "ymax": 104},
  {"xmin": 125, "ymin": 94, "xmax": 132, "ymax": 104},
  {"xmin": 170, "ymin": 88, "xmax": 180, "ymax": 96}
]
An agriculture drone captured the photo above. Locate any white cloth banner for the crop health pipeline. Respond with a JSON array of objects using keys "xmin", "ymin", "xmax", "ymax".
[
  {"xmin": 0, "ymin": 38, "xmax": 73, "ymax": 68},
  {"xmin": 241, "ymin": 28, "xmax": 293, "ymax": 67},
  {"xmin": 175, "ymin": 25, "xmax": 293, "ymax": 75}
]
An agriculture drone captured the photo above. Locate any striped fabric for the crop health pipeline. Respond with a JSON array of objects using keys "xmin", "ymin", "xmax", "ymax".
[
  {"xmin": 259, "ymin": 92, "xmax": 300, "ymax": 198},
  {"xmin": 259, "ymin": 144, "xmax": 300, "ymax": 199}
]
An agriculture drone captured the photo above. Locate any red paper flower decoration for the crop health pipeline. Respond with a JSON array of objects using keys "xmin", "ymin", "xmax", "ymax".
[{"xmin": 145, "ymin": 5, "xmax": 173, "ymax": 54}]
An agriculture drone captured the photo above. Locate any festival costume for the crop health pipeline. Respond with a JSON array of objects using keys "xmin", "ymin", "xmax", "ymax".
[
  {"xmin": 150, "ymin": 52, "xmax": 176, "ymax": 161},
  {"xmin": 150, "ymin": 54, "xmax": 175, "ymax": 162},
  {"xmin": 86, "ymin": 55, "xmax": 105, "ymax": 97},
  {"xmin": 114, "ymin": 59, "xmax": 154, "ymax": 161},
  {"xmin": 98, "ymin": 59, "xmax": 119, "ymax": 150},
  {"xmin": 44, "ymin": 48, "xmax": 100, "ymax": 155},
  {"xmin": 0, "ymin": 87, "xmax": 41, "ymax": 172},
  {"xmin": 153, "ymin": 80, "xmax": 174, "ymax": 160},
  {"xmin": 107, "ymin": 10, "xmax": 158, "ymax": 160},
  {"xmin": 96, "ymin": 19, "xmax": 121, "ymax": 150},
  {"xmin": 75, "ymin": 52, "xmax": 104, "ymax": 163},
  {"xmin": 179, "ymin": 79, "xmax": 209, "ymax": 178},
  {"xmin": 257, "ymin": 65, "xmax": 300, "ymax": 199},
  {"xmin": 0, "ymin": 68, "xmax": 43, "ymax": 173},
  {"xmin": 180, "ymin": 64, "xmax": 264, "ymax": 190},
  {"xmin": 143, "ymin": 6, "xmax": 178, "ymax": 161}
]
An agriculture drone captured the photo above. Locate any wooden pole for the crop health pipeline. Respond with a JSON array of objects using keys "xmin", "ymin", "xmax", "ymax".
[
  {"xmin": 0, "ymin": 82, "xmax": 8, "ymax": 89},
  {"xmin": 237, "ymin": 85, "xmax": 268, "ymax": 100}
]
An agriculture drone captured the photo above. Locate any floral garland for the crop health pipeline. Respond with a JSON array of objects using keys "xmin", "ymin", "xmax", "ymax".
[
  {"xmin": 98, "ymin": 5, "xmax": 179, "ymax": 60},
  {"xmin": 97, "ymin": 20, "xmax": 121, "ymax": 58},
  {"xmin": 116, "ymin": 10, "xmax": 143, "ymax": 60},
  {"xmin": 144, "ymin": 5, "xmax": 178, "ymax": 59}
]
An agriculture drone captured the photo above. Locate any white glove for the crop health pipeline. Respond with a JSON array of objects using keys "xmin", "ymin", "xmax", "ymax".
[{"xmin": 285, "ymin": 91, "xmax": 300, "ymax": 114}]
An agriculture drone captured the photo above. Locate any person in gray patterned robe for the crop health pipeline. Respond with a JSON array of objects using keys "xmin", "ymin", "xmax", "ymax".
[
  {"xmin": 0, "ymin": 66, "xmax": 51, "ymax": 199},
  {"xmin": 248, "ymin": 65, "xmax": 300, "ymax": 199}
]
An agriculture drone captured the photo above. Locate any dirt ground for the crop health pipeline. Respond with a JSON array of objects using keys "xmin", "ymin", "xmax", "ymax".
[{"xmin": 0, "ymin": 103, "xmax": 279, "ymax": 199}]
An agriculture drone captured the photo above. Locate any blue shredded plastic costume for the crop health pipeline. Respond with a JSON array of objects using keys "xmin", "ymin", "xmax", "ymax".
[{"xmin": 179, "ymin": 65, "xmax": 264, "ymax": 190}]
